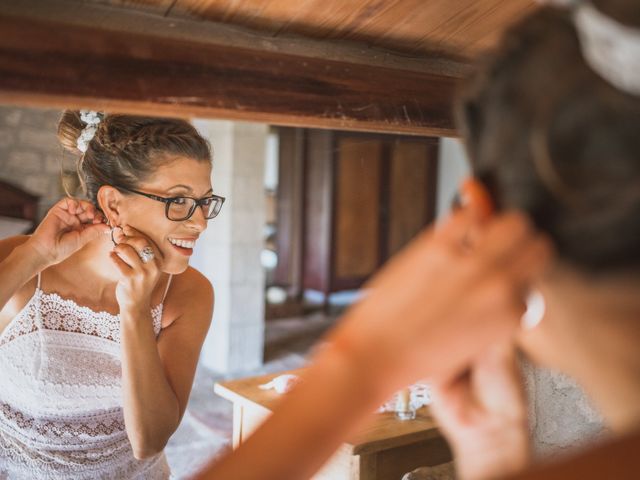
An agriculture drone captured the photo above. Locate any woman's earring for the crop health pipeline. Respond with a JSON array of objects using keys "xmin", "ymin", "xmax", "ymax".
[
  {"xmin": 108, "ymin": 219, "xmax": 122, "ymax": 247},
  {"xmin": 521, "ymin": 290, "xmax": 545, "ymax": 330}
]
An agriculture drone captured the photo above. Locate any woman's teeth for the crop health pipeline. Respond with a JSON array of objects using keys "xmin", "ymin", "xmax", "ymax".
[{"xmin": 169, "ymin": 238, "xmax": 195, "ymax": 248}]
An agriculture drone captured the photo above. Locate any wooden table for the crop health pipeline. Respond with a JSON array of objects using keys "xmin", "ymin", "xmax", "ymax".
[{"xmin": 214, "ymin": 370, "xmax": 452, "ymax": 480}]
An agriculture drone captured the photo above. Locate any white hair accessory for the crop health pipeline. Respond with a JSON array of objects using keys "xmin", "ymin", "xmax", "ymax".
[
  {"xmin": 541, "ymin": 0, "xmax": 640, "ymax": 96},
  {"xmin": 574, "ymin": 2, "xmax": 640, "ymax": 97},
  {"xmin": 77, "ymin": 110, "xmax": 102, "ymax": 153}
]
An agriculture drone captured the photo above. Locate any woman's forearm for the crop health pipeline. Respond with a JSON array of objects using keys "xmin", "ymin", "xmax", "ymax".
[
  {"xmin": 0, "ymin": 242, "xmax": 48, "ymax": 312},
  {"xmin": 195, "ymin": 325, "xmax": 392, "ymax": 480},
  {"xmin": 120, "ymin": 308, "xmax": 180, "ymax": 458}
]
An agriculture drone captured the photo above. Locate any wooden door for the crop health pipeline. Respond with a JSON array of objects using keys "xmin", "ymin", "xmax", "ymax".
[
  {"xmin": 333, "ymin": 137, "xmax": 384, "ymax": 290},
  {"xmin": 387, "ymin": 140, "xmax": 438, "ymax": 257}
]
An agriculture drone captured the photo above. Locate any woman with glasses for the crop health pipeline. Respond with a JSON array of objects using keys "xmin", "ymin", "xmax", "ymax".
[
  {"xmin": 194, "ymin": 0, "xmax": 640, "ymax": 479},
  {"xmin": 0, "ymin": 111, "xmax": 223, "ymax": 479}
]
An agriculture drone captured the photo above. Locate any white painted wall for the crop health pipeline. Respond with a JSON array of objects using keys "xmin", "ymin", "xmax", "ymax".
[
  {"xmin": 436, "ymin": 137, "xmax": 470, "ymax": 218},
  {"xmin": 190, "ymin": 119, "xmax": 268, "ymax": 374}
]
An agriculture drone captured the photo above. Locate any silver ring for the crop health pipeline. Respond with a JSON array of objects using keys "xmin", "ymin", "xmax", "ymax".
[{"xmin": 138, "ymin": 246, "xmax": 155, "ymax": 264}]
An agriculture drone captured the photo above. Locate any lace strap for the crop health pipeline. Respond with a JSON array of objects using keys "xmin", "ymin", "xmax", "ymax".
[
  {"xmin": 162, "ymin": 274, "xmax": 173, "ymax": 302},
  {"xmin": 36, "ymin": 272, "xmax": 41, "ymax": 290}
]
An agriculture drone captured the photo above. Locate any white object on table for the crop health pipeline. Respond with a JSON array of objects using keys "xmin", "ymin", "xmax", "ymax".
[{"xmin": 258, "ymin": 374, "xmax": 301, "ymax": 394}]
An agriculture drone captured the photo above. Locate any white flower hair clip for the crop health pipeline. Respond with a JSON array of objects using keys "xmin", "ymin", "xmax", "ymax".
[
  {"xmin": 574, "ymin": 2, "xmax": 640, "ymax": 97},
  {"xmin": 538, "ymin": 0, "xmax": 640, "ymax": 97},
  {"xmin": 77, "ymin": 110, "xmax": 103, "ymax": 153}
]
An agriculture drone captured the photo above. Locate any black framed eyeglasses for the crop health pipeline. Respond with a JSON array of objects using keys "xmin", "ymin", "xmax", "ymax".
[{"xmin": 116, "ymin": 186, "xmax": 225, "ymax": 221}]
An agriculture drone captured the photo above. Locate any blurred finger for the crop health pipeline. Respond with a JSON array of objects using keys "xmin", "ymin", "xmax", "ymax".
[
  {"xmin": 113, "ymin": 243, "xmax": 142, "ymax": 268},
  {"xmin": 473, "ymin": 212, "xmax": 534, "ymax": 270},
  {"xmin": 119, "ymin": 234, "xmax": 152, "ymax": 252},
  {"xmin": 471, "ymin": 343, "xmax": 526, "ymax": 421},
  {"xmin": 75, "ymin": 201, "xmax": 98, "ymax": 222},
  {"xmin": 112, "ymin": 226, "xmax": 125, "ymax": 245},
  {"xmin": 118, "ymin": 237, "xmax": 158, "ymax": 267},
  {"xmin": 435, "ymin": 275, "xmax": 524, "ymax": 378},
  {"xmin": 66, "ymin": 198, "xmax": 84, "ymax": 216},
  {"xmin": 506, "ymin": 235, "xmax": 554, "ymax": 286},
  {"xmin": 121, "ymin": 225, "xmax": 157, "ymax": 248},
  {"xmin": 121, "ymin": 225, "xmax": 161, "ymax": 261},
  {"xmin": 92, "ymin": 210, "xmax": 106, "ymax": 224},
  {"xmin": 53, "ymin": 207, "xmax": 82, "ymax": 229},
  {"xmin": 431, "ymin": 372, "xmax": 476, "ymax": 425},
  {"xmin": 76, "ymin": 210, "xmax": 97, "ymax": 224},
  {"xmin": 433, "ymin": 209, "xmax": 479, "ymax": 252},
  {"xmin": 78, "ymin": 222, "xmax": 110, "ymax": 245},
  {"xmin": 110, "ymin": 251, "xmax": 132, "ymax": 276}
]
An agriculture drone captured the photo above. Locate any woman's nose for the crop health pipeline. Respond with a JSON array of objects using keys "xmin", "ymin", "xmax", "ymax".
[{"xmin": 187, "ymin": 206, "xmax": 208, "ymax": 231}]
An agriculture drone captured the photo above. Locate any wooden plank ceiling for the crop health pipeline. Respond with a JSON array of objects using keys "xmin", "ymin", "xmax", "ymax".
[
  {"xmin": 0, "ymin": 0, "xmax": 538, "ymax": 135},
  {"xmin": 91, "ymin": 0, "xmax": 537, "ymax": 62}
]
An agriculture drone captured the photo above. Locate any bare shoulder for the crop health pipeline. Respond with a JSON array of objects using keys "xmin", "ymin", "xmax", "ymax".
[
  {"xmin": 163, "ymin": 267, "xmax": 214, "ymax": 328},
  {"xmin": 0, "ymin": 235, "xmax": 30, "ymax": 263},
  {"xmin": 171, "ymin": 267, "xmax": 214, "ymax": 302}
]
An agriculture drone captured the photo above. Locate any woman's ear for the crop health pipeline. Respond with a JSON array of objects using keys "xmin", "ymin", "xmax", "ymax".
[
  {"xmin": 459, "ymin": 177, "xmax": 494, "ymax": 221},
  {"xmin": 96, "ymin": 185, "xmax": 122, "ymax": 227}
]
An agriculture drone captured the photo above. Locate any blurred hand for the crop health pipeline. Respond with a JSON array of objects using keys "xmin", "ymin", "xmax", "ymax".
[
  {"xmin": 110, "ymin": 225, "xmax": 162, "ymax": 315},
  {"xmin": 26, "ymin": 197, "xmax": 109, "ymax": 267},
  {"xmin": 327, "ymin": 209, "xmax": 553, "ymax": 395},
  {"xmin": 430, "ymin": 343, "xmax": 530, "ymax": 480}
]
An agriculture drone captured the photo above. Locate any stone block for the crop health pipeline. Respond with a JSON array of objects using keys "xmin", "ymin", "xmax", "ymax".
[
  {"xmin": 20, "ymin": 108, "xmax": 59, "ymax": 129},
  {"xmin": 18, "ymin": 128, "xmax": 58, "ymax": 151},
  {"xmin": 45, "ymin": 154, "xmax": 66, "ymax": 174},
  {"xmin": 207, "ymin": 208, "xmax": 232, "ymax": 245},
  {"xmin": 6, "ymin": 150, "xmax": 43, "ymax": 173},
  {"xmin": 211, "ymin": 172, "xmax": 233, "ymax": 198},
  {"xmin": 230, "ymin": 245, "xmax": 263, "ymax": 284},
  {"xmin": 0, "ymin": 108, "xmax": 23, "ymax": 127},
  {"xmin": 24, "ymin": 175, "xmax": 50, "ymax": 196},
  {"xmin": 231, "ymin": 211, "xmax": 264, "ymax": 245},
  {"xmin": 231, "ymin": 176, "xmax": 265, "ymax": 210},
  {"xmin": 229, "ymin": 284, "xmax": 264, "ymax": 327},
  {"xmin": 227, "ymin": 324, "xmax": 264, "ymax": 372},
  {"xmin": 0, "ymin": 128, "xmax": 16, "ymax": 147}
]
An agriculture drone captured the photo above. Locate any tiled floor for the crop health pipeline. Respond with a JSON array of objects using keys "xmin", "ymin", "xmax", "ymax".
[{"xmin": 165, "ymin": 311, "xmax": 338, "ymax": 478}]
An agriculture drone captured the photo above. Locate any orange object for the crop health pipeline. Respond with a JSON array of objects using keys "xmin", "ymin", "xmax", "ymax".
[{"xmin": 460, "ymin": 177, "xmax": 494, "ymax": 220}]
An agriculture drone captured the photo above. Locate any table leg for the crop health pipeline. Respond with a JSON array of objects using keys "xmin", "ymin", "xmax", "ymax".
[{"xmin": 232, "ymin": 404, "xmax": 243, "ymax": 449}]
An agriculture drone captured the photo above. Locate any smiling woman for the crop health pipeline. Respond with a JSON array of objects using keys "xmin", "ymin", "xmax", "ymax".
[{"xmin": 0, "ymin": 111, "xmax": 220, "ymax": 479}]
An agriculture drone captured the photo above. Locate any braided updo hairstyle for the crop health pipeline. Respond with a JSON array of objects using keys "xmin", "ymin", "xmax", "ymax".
[
  {"xmin": 458, "ymin": 0, "xmax": 640, "ymax": 276},
  {"xmin": 56, "ymin": 111, "xmax": 212, "ymax": 210}
]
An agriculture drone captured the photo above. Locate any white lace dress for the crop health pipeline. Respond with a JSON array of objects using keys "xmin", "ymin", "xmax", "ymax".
[{"xmin": 0, "ymin": 273, "xmax": 173, "ymax": 479}]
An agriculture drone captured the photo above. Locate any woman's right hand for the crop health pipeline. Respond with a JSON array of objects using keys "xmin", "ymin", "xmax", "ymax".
[
  {"xmin": 323, "ymin": 210, "xmax": 553, "ymax": 396},
  {"xmin": 26, "ymin": 197, "xmax": 110, "ymax": 267}
]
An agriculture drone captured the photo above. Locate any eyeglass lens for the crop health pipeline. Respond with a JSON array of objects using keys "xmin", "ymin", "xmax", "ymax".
[{"xmin": 167, "ymin": 198, "xmax": 221, "ymax": 220}]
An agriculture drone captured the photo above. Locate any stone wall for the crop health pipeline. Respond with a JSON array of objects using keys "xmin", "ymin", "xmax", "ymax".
[
  {"xmin": 0, "ymin": 106, "xmax": 74, "ymax": 220},
  {"xmin": 525, "ymin": 364, "xmax": 606, "ymax": 459}
]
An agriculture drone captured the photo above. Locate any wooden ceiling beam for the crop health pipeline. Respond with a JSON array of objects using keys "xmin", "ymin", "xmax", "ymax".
[{"xmin": 0, "ymin": 0, "xmax": 462, "ymax": 136}]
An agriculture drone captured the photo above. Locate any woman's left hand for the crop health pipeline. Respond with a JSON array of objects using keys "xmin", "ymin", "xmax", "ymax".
[
  {"xmin": 110, "ymin": 225, "xmax": 162, "ymax": 315},
  {"xmin": 429, "ymin": 342, "xmax": 530, "ymax": 480}
]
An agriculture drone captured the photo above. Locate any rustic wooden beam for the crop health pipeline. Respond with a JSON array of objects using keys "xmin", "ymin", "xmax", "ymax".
[{"xmin": 0, "ymin": 0, "xmax": 461, "ymax": 136}]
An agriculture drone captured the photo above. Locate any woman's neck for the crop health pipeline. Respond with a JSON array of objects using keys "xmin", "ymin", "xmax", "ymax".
[
  {"xmin": 56, "ymin": 233, "xmax": 123, "ymax": 297},
  {"xmin": 542, "ymin": 269, "xmax": 640, "ymax": 434}
]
